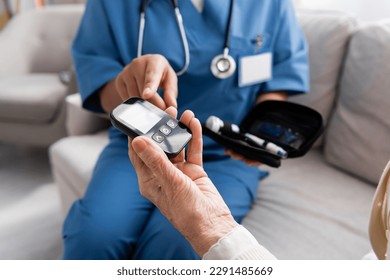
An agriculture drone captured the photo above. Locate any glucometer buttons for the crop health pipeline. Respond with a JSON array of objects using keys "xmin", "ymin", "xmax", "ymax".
[
  {"xmin": 152, "ymin": 124, "xmax": 173, "ymax": 144},
  {"xmin": 152, "ymin": 132, "xmax": 165, "ymax": 143},
  {"xmin": 159, "ymin": 125, "xmax": 172, "ymax": 136},
  {"xmin": 166, "ymin": 119, "xmax": 177, "ymax": 129}
]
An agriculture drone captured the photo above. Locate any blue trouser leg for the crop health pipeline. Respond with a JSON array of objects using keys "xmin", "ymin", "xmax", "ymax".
[{"xmin": 63, "ymin": 134, "xmax": 154, "ymax": 259}]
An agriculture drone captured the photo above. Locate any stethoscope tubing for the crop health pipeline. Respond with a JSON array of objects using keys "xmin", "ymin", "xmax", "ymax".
[
  {"xmin": 137, "ymin": 0, "xmax": 235, "ymax": 78},
  {"xmin": 173, "ymin": 7, "xmax": 190, "ymax": 76},
  {"xmin": 137, "ymin": 0, "xmax": 190, "ymax": 76}
]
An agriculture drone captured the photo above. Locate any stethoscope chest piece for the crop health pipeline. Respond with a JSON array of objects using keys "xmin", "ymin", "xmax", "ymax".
[{"xmin": 210, "ymin": 52, "xmax": 236, "ymax": 79}]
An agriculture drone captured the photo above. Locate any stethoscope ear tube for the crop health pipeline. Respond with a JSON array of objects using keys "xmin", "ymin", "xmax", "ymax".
[
  {"xmin": 173, "ymin": 7, "xmax": 190, "ymax": 76},
  {"xmin": 137, "ymin": 0, "xmax": 190, "ymax": 76},
  {"xmin": 137, "ymin": 12, "xmax": 146, "ymax": 58}
]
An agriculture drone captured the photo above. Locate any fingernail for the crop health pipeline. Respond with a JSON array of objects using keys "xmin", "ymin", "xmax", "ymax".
[
  {"xmin": 143, "ymin": 88, "xmax": 152, "ymax": 98},
  {"xmin": 132, "ymin": 137, "xmax": 147, "ymax": 154}
]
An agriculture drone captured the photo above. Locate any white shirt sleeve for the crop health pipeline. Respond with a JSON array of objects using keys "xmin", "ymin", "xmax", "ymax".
[{"xmin": 202, "ymin": 225, "xmax": 277, "ymax": 260}]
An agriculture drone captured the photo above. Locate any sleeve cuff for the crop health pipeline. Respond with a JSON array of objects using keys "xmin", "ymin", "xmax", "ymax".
[{"xmin": 202, "ymin": 225, "xmax": 277, "ymax": 260}]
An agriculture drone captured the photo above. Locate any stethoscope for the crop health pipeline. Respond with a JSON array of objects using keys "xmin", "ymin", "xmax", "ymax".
[{"xmin": 138, "ymin": 0, "xmax": 236, "ymax": 79}]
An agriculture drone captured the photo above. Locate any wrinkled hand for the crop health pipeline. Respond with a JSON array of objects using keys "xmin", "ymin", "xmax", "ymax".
[
  {"xmin": 115, "ymin": 54, "xmax": 178, "ymax": 110},
  {"xmin": 128, "ymin": 109, "xmax": 237, "ymax": 257}
]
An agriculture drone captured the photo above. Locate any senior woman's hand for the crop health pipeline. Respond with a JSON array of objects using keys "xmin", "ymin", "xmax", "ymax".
[{"xmin": 128, "ymin": 109, "xmax": 238, "ymax": 257}]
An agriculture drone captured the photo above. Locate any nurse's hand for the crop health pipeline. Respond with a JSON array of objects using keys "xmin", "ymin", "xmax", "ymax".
[
  {"xmin": 100, "ymin": 54, "xmax": 178, "ymax": 112},
  {"xmin": 128, "ymin": 109, "xmax": 237, "ymax": 257}
]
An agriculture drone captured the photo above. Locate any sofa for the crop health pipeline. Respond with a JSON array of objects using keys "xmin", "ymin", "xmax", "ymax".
[
  {"xmin": 0, "ymin": 5, "xmax": 84, "ymax": 146},
  {"xmin": 49, "ymin": 10, "xmax": 390, "ymax": 259}
]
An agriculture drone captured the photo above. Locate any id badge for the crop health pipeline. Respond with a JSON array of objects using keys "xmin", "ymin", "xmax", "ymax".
[{"xmin": 239, "ymin": 52, "xmax": 272, "ymax": 87}]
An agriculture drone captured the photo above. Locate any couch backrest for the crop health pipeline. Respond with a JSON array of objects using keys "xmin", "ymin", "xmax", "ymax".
[
  {"xmin": 291, "ymin": 10, "xmax": 357, "ymax": 133},
  {"xmin": 0, "ymin": 5, "xmax": 84, "ymax": 76},
  {"xmin": 324, "ymin": 20, "xmax": 390, "ymax": 184}
]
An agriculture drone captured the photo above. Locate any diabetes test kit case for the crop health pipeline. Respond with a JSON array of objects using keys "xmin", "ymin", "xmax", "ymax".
[{"xmin": 203, "ymin": 101, "xmax": 324, "ymax": 168}]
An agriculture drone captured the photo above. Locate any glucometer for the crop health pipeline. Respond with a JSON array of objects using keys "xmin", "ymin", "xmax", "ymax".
[{"xmin": 110, "ymin": 97, "xmax": 192, "ymax": 158}]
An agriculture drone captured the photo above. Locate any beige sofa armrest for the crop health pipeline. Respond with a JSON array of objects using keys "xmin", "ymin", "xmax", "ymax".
[
  {"xmin": 66, "ymin": 94, "xmax": 110, "ymax": 136},
  {"xmin": 0, "ymin": 5, "xmax": 84, "ymax": 77}
]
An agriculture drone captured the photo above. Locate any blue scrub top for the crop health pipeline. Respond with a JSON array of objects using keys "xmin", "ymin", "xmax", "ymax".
[{"xmin": 72, "ymin": 0, "xmax": 309, "ymax": 157}]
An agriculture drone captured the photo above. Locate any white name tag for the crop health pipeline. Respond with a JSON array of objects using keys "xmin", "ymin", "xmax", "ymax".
[{"xmin": 239, "ymin": 52, "xmax": 272, "ymax": 87}]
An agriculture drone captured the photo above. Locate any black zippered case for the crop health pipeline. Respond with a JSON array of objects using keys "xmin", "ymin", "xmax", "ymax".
[{"xmin": 202, "ymin": 100, "xmax": 324, "ymax": 168}]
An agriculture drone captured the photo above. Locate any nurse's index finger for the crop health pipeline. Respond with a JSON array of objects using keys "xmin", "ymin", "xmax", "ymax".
[{"xmin": 142, "ymin": 57, "xmax": 167, "ymax": 98}]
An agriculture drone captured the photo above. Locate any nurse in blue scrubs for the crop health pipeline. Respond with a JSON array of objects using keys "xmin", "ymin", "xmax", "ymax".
[{"xmin": 64, "ymin": 0, "xmax": 309, "ymax": 259}]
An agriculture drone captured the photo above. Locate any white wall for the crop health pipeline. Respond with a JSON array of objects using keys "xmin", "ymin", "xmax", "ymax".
[{"xmin": 293, "ymin": 0, "xmax": 390, "ymax": 21}]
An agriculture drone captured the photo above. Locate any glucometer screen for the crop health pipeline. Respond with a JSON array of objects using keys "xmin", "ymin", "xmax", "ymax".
[{"xmin": 115, "ymin": 103, "xmax": 161, "ymax": 134}]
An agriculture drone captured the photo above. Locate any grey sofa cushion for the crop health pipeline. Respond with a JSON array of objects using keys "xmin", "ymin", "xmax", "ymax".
[
  {"xmin": 243, "ymin": 150, "xmax": 376, "ymax": 259},
  {"xmin": 0, "ymin": 74, "xmax": 67, "ymax": 123},
  {"xmin": 324, "ymin": 21, "xmax": 390, "ymax": 184},
  {"xmin": 292, "ymin": 11, "xmax": 356, "ymax": 125}
]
